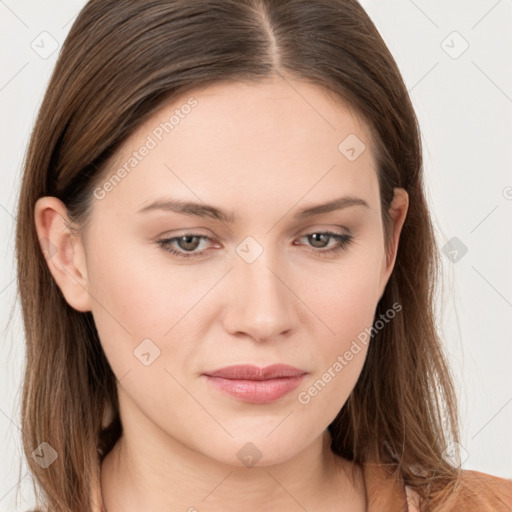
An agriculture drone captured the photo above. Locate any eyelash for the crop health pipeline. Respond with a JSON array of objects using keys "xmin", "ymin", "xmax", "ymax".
[{"xmin": 156, "ymin": 230, "xmax": 353, "ymax": 260}]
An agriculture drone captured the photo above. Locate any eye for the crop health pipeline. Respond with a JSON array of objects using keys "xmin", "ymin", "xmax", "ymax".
[
  {"xmin": 156, "ymin": 230, "xmax": 354, "ymax": 259},
  {"xmin": 295, "ymin": 230, "xmax": 353, "ymax": 257},
  {"xmin": 157, "ymin": 234, "xmax": 213, "ymax": 259}
]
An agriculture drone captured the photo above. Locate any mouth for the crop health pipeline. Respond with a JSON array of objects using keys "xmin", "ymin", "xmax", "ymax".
[{"xmin": 202, "ymin": 364, "xmax": 307, "ymax": 404}]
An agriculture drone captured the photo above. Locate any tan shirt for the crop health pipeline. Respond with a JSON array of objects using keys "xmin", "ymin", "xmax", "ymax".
[
  {"xmin": 88, "ymin": 461, "xmax": 512, "ymax": 511},
  {"xmin": 363, "ymin": 462, "xmax": 512, "ymax": 511}
]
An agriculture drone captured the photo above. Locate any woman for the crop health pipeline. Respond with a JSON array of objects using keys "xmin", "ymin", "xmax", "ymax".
[{"xmin": 15, "ymin": 0, "xmax": 511, "ymax": 511}]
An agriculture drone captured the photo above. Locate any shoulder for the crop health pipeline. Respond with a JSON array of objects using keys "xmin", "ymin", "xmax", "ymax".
[
  {"xmin": 449, "ymin": 469, "xmax": 512, "ymax": 511},
  {"xmin": 405, "ymin": 469, "xmax": 512, "ymax": 512}
]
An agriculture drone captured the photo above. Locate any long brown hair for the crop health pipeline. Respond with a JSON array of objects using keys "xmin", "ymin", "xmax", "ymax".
[{"xmin": 15, "ymin": 0, "xmax": 461, "ymax": 510}]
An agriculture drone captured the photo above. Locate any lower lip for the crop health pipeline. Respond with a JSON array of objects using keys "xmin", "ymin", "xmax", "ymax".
[{"xmin": 203, "ymin": 374, "xmax": 306, "ymax": 404}]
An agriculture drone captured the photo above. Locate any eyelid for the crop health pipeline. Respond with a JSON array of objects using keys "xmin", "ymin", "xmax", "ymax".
[{"xmin": 157, "ymin": 224, "xmax": 353, "ymax": 239}]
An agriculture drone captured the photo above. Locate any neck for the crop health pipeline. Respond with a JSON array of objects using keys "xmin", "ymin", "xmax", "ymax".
[{"xmin": 100, "ymin": 399, "xmax": 366, "ymax": 511}]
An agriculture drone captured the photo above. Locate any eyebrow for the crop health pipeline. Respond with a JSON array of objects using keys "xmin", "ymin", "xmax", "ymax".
[{"xmin": 136, "ymin": 195, "xmax": 370, "ymax": 223}]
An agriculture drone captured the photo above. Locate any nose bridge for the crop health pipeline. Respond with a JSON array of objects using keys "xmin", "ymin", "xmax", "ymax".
[{"xmin": 223, "ymin": 239, "xmax": 296, "ymax": 341}]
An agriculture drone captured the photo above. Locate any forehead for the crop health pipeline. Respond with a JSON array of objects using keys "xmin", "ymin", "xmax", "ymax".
[{"xmin": 94, "ymin": 76, "xmax": 378, "ymax": 219}]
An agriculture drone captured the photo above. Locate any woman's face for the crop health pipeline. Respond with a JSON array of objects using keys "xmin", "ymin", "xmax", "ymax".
[{"xmin": 39, "ymin": 75, "xmax": 407, "ymax": 467}]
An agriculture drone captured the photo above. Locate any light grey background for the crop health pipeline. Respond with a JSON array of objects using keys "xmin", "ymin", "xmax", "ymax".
[{"xmin": 1, "ymin": 0, "xmax": 511, "ymax": 510}]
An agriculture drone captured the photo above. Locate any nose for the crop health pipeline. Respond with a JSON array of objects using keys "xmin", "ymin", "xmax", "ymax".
[{"xmin": 221, "ymin": 250, "xmax": 298, "ymax": 343}]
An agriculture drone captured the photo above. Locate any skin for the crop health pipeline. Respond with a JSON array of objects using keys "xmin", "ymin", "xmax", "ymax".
[{"xmin": 35, "ymin": 74, "xmax": 408, "ymax": 511}]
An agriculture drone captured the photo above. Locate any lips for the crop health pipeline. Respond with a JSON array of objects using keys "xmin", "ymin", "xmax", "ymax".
[{"xmin": 202, "ymin": 364, "xmax": 307, "ymax": 404}]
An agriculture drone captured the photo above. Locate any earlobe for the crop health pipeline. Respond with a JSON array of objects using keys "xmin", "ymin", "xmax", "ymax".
[
  {"xmin": 34, "ymin": 196, "xmax": 92, "ymax": 312},
  {"xmin": 377, "ymin": 188, "xmax": 409, "ymax": 301}
]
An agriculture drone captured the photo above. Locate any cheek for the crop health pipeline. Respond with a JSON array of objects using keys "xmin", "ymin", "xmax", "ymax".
[
  {"xmin": 295, "ymin": 251, "xmax": 382, "ymax": 402},
  {"xmin": 85, "ymin": 237, "xmax": 167, "ymax": 371},
  {"xmin": 87, "ymin": 232, "xmax": 191, "ymax": 332},
  {"xmin": 86, "ymin": 234, "xmax": 222, "ymax": 385},
  {"xmin": 304, "ymin": 249, "xmax": 383, "ymax": 345}
]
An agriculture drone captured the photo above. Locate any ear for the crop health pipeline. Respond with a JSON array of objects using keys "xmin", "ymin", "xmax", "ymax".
[
  {"xmin": 34, "ymin": 196, "xmax": 92, "ymax": 312},
  {"xmin": 377, "ymin": 187, "xmax": 409, "ymax": 301}
]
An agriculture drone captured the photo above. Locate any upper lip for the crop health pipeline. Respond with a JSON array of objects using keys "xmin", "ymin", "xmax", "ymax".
[{"xmin": 203, "ymin": 364, "xmax": 307, "ymax": 380}]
